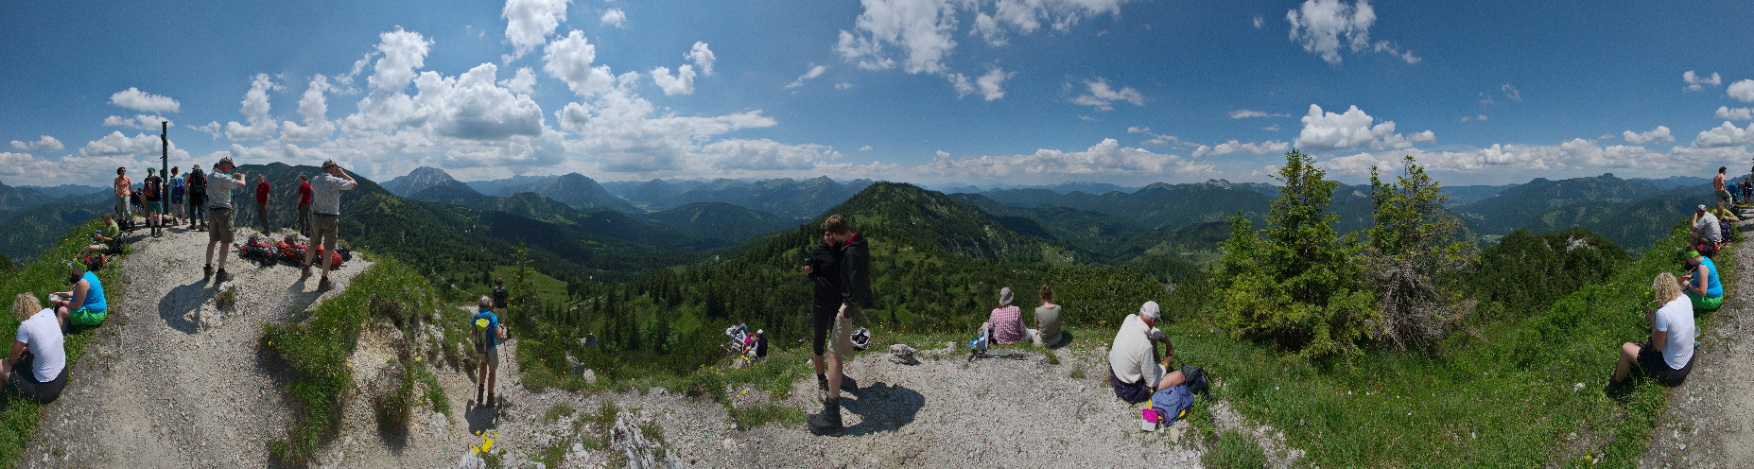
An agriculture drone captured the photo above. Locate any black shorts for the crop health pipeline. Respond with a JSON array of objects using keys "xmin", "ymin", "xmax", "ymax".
[
  {"xmin": 1110, "ymin": 369, "xmax": 1152, "ymax": 404},
  {"xmin": 1637, "ymin": 346, "xmax": 1692, "ymax": 386},
  {"xmin": 812, "ymin": 306, "xmax": 835, "ymax": 356},
  {"xmin": 9, "ymin": 354, "xmax": 67, "ymax": 404}
]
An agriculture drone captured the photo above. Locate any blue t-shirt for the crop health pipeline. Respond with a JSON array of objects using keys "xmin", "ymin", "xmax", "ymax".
[
  {"xmin": 473, "ymin": 309, "xmax": 500, "ymax": 350},
  {"xmin": 80, "ymin": 271, "xmax": 107, "ymax": 312},
  {"xmin": 1699, "ymin": 257, "xmax": 1723, "ymax": 298}
]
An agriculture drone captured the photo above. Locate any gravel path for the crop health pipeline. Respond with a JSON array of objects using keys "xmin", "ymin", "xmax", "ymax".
[
  {"xmin": 18, "ymin": 224, "xmax": 369, "ymax": 468},
  {"xmin": 1641, "ymin": 219, "xmax": 1754, "ymax": 467}
]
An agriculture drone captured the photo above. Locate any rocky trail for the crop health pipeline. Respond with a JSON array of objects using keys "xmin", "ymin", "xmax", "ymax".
[
  {"xmin": 1640, "ymin": 213, "xmax": 1754, "ymax": 467},
  {"xmin": 19, "ymin": 224, "xmax": 369, "ymax": 468}
]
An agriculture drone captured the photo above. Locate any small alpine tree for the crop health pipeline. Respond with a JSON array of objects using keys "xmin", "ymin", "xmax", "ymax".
[{"xmin": 1366, "ymin": 155, "xmax": 1476, "ymax": 350}]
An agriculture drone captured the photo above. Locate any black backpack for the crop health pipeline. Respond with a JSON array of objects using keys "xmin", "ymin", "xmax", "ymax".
[{"xmin": 188, "ymin": 170, "xmax": 207, "ymax": 193}]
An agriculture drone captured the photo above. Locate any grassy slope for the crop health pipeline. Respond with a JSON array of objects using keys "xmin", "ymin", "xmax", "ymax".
[{"xmin": 0, "ymin": 219, "xmax": 123, "ymax": 468}]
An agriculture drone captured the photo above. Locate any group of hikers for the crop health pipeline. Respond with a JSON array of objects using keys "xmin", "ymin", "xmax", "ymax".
[
  {"xmin": 4, "ymin": 157, "xmax": 359, "ymax": 404},
  {"xmin": 1607, "ymin": 166, "xmax": 1743, "ymax": 395}
]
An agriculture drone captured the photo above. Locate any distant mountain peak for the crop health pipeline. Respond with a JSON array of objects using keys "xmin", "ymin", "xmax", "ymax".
[{"xmin": 383, "ymin": 166, "xmax": 477, "ymax": 198}]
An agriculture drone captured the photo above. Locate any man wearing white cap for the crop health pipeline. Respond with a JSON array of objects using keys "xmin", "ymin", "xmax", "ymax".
[{"xmin": 1108, "ymin": 301, "xmax": 1188, "ymax": 403}]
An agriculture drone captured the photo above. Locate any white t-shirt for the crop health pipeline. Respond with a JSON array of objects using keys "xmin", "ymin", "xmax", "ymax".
[
  {"xmin": 1654, "ymin": 295, "xmax": 1696, "ymax": 370},
  {"xmin": 15, "ymin": 308, "xmax": 65, "ymax": 382},
  {"xmin": 1108, "ymin": 314, "xmax": 1163, "ymax": 387},
  {"xmin": 206, "ymin": 171, "xmax": 245, "ymax": 210},
  {"xmin": 1697, "ymin": 211, "xmax": 1722, "ymax": 243},
  {"xmin": 309, "ymin": 173, "xmax": 357, "ymax": 216}
]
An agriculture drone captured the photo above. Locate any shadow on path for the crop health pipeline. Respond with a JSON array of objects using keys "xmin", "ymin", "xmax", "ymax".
[
  {"xmin": 465, "ymin": 398, "xmax": 501, "ymax": 434},
  {"xmin": 840, "ymin": 382, "xmax": 923, "ymax": 437},
  {"xmin": 158, "ymin": 281, "xmax": 213, "ymax": 334}
]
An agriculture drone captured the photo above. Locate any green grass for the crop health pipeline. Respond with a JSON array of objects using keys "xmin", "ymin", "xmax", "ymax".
[
  {"xmin": 488, "ymin": 265, "xmax": 567, "ymax": 301},
  {"xmin": 1163, "ymin": 225, "xmax": 1711, "ymax": 467},
  {"xmin": 0, "ymin": 219, "xmax": 126, "ymax": 469},
  {"xmin": 260, "ymin": 258, "xmax": 447, "ymax": 466},
  {"xmin": 1202, "ymin": 430, "xmax": 1269, "ymax": 469}
]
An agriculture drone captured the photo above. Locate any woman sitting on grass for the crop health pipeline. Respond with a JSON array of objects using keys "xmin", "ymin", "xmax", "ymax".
[
  {"xmin": 1608, "ymin": 272, "xmax": 1696, "ymax": 395},
  {"xmin": 49, "ymin": 260, "xmax": 107, "ymax": 331},
  {"xmin": 1679, "ymin": 250, "xmax": 1723, "ymax": 312},
  {"xmin": 1, "ymin": 294, "xmax": 68, "ymax": 404}
]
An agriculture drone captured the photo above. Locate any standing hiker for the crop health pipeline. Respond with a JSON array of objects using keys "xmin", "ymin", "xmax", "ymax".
[
  {"xmin": 253, "ymin": 174, "xmax": 272, "ymax": 234},
  {"xmin": 295, "ymin": 173, "xmax": 313, "ymax": 237},
  {"xmin": 187, "ymin": 164, "xmax": 208, "ymax": 231},
  {"xmin": 302, "ymin": 159, "xmax": 356, "ymax": 291},
  {"xmin": 203, "ymin": 157, "xmax": 246, "ymax": 282},
  {"xmin": 142, "ymin": 168, "xmax": 164, "ymax": 237},
  {"xmin": 169, "ymin": 166, "xmax": 185, "ymax": 226},
  {"xmin": 111, "ymin": 167, "xmax": 131, "ymax": 226},
  {"xmin": 491, "ymin": 278, "xmax": 512, "ymax": 317},
  {"xmin": 473, "ymin": 296, "xmax": 507, "ymax": 407},
  {"xmin": 804, "ymin": 214, "xmax": 858, "ymax": 436}
]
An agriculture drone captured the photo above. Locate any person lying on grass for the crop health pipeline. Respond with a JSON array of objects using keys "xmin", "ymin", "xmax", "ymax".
[
  {"xmin": 1, "ymin": 294, "xmax": 68, "ymax": 404},
  {"xmin": 1608, "ymin": 272, "xmax": 1696, "ymax": 395}
]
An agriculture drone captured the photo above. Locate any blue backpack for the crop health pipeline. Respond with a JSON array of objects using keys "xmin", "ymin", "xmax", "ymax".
[{"xmin": 171, "ymin": 176, "xmax": 186, "ymax": 197}]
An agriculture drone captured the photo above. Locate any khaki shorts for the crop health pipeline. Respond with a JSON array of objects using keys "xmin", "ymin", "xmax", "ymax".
[
  {"xmin": 312, "ymin": 214, "xmax": 339, "ymax": 250},
  {"xmin": 483, "ymin": 347, "xmax": 499, "ymax": 369},
  {"xmin": 208, "ymin": 208, "xmax": 234, "ymax": 243},
  {"xmin": 831, "ymin": 312, "xmax": 854, "ymax": 358}
]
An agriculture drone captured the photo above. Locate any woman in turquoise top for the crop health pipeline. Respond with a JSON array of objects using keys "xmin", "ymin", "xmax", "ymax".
[
  {"xmin": 49, "ymin": 261, "xmax": 107, "ymax": 330},
  {"xmin": 1681, "ymin": 250, "xmax": 1723, "ymax": 312}
]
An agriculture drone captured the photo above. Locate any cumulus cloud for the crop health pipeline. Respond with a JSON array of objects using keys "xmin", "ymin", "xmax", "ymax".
[
  {"xmin": 787, "ymin": 64, "xmax": 828, "ymax": 89},
  {"xmin": 650, "ymin": 42, "xmax": 716, "ymax": 96},
  {"xmin": 1319, "ymin": 138, "xmax": 1744, "ymax": 179},
  {"xmin": 698, "ymin": 139, "xmax": 843, "ymax": 171},
  {"xmin": 224, "ymin": 73, "xmax": 282, "ymax": 141},
  {"xmin": 1251, "ymin": 14, "xmax": 1264, "ymax": 29},
  {"xmin": 918, "ymin": 138, "xmax": 1211, "ymax": 184},
  {"xmin": 413, "ymin": 63, "xmax": 546, "ymax": 140},
  {"xmin": 9, "ymin": 135, "xmax": 64, "ymax": 152},
  {"xmin": 79, "ymin": 131, "xmax": 188, "ymax": 159},
  {"xmin": 1230, "ymin": 109, "xmax": 1288, "ymax": 119},
  {"xmin": 369, "ymin": 28, "xmax": 435, "ymax": 94},
  {"xmin": 103, "ymin": 115, "xmax": 170, "ymax": 130},
  {"xmin": 950, "ymin": 67, "xmax": 1013, "ymax": 101},
  {"xmin": 859, "ymin": 145, "xmax": 874, "ymax": 151},
  {"xmin": 109, "ymin": 87, "xmax": 180, "ymax": 113},
  {"xmin": 502, "ymin": 0, "xmax": 571, "ymax": 61},
  {"xmin": 1621, "ymin": 125, "xmax": 1674, "ymax": 144},
  {"xmin": 500, "ymin": 67, "xmax": 538, "ymax": 95},
  {"xmin": 837, "ymin": 0, "xmax": 1129, "ymax": 95},
  {"xmin": 1684, "ymin": 71, "xmax": 1722, "ymax": 92},
  {"xmin": 1286, "ymin": 0, "xmax": 1417, "ymax": 65},
  {"xmin": 555, "ymin": 72, "xmax": 777, "ymax": 172},
  {"xmin": 1694, "ymin": 121, "xmax": 1754, "ymax": 148},
  {"xmin": 1730, "ymin": 79, "xmax": 1754, "ymax": 103},
  {"xmin": 686, "ymin": 41, "xmax": 716, "ymax": 76},
  {"xmin": 1294, "ymin": 104, "xmax": 1432, "ymax": 151},
  {"xmin": 1717, "ymin": 106, "xmax": 1753, "ymax": 121},
  {"xmin": 600, "ymin": 8, "xmax": 626, "ymax": 28},
  {"xmin": 969, "ymin": 0, "xmax": 1131, "ymax": 46},
  {"xmin": 282, "ymin": 74, "xmax": 336, "ymax": 141},
  {"xmin": 1192, "ymin": 139, "xmax": 1291, "ymax": 158},
  {"xmin": 1071, "ymin": 78, "xmax": 1144, "ymax": 111},
  {"xmin": 544, "ymin": 30, "xmax": 616, "ymax": 97}
]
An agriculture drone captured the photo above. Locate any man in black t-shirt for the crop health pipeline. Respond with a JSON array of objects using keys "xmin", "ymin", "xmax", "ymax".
[
  {"xmin": 491, "ymin": 278, "xmax": 511, "ymax": 316},
  {"xmin": 142, "ymin": 168, "xmax": 164, "ymax": 237}
]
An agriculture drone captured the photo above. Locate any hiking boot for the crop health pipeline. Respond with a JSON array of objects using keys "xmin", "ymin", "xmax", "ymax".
[
  {"xmin": 807, "ymin": 397, "xmax": 843, "ymax": 436},
  {"xmin": 301, "ymin": 264, "xmax": 311, "ymax": 277},
  {"xmin": 1605, "ymin": 376, "xmax": 1632, "ymax": 400},
  {"xmin": 215, "ymin": 269, "xmax": 231, "ymax": 282},
  {"xmin": 203, "ymin": 264, "xmax": 213, "ymax": 279},
  {"xmin": 485, "ymin": 393, "xmax": 495, "ymax": 408},
  {"xmin": 318, "ymin": 277, "xmax": 332, "ymax": 291}
]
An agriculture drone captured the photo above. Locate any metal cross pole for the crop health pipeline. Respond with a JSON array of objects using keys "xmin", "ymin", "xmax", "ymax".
[{"xmin": 161, "ymin": 121, "xmax": 170, "ymax": 229}]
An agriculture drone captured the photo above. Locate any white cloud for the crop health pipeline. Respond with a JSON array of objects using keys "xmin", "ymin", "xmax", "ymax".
[
  {"xmin": 600, "ymin": 8, "xmax": 626, "ymax": 29},
  {"xmin": 787, "ymin": 64, "xmax": 828, "ymax": 89},
  {"xmin": 651, "ymin": 42, "xmax": 716, "ymax": 96},
  {"xmin": 918, "ymin": 138, "xmax": 1212, "ymax": 184},
  {"xmin": 1621, "ymin": 125, "xmax": 1674, "ymax": 144},
  {"xmin": 224, "ymin": 73, "xmax": 281, "ymax": 141},
  {"xmin": 698, "ymin": 139, "xmax": 843, "ymax": 171},
  {"xmin": 1229, "ymin": 109, "xmax": 1288, "ymax": 119},
  {"xmin": 1717, "ymin": 106, "xmax": 1753, "ymax": 121},
  {"xmin": 80, "ymin": 131, "xmax": 188, "ymax": 159},
  {"xmin": 1459, "ymin": 114, "xmax": 1487, "ymax": 122},
  {"xmin": 282, "ymin": 74, "xmax": 336, "ymax": 141},
  {"xmin": 1126, "ymin": 126, "xmax": 1149, "ymax": 133},
  {"xmin": 1684, "ymin": 70, "xmax": 1722, "ymax": 92},
  {"xmin": 555, "ymin": 72, "xmax": 778, "ymax": 172},
  {"xmin": 1251, "ymin": 14, "xmax": 1264, "ymax": 29},
  {"xmin": 369, "ymin": 28, "xmax": 435, "ymax": 94},
  {"xmin": 969, "ymin": 0, "xmax": 1131, "ymax": 46},
  {"xmin": 950, "ymin": 67, "xmax": 1013, "ymax": 101},
  {"xmin": 9, "ymin": 135, "xmax": 64, "ymax": 152},
  {"xmin": 1320, "ymin": 138, "xmax": 1746, "ymax": 179},
  {"xmin": 1294, "ymin": 104, "xmax": 1432, "ymax": 151},
  {"xmin": 1264, "ymin": 124, "xmax": 1281, "ymax": 131},
  {"xmin": 544, "ymin": 30, "xmax": 616, "ymax": 98},
  {"xmin": 859, "ymin": 145, "xmax": 874, "ymax": 151},
  {"xmin": 1285, "ymin": 0, "xmax": 1416, "ymax": 65},
  {"xmin": 502, "ymin": 0, "xmax": 571, "ymax": 61},
  {"xmin": 109, "ymin": 87, "xmax": 180, "ymax": 113},
  {"xmin": 1694, "ymin": 121, "xmax": 1754, "ymax": 148},
  {"xmin": 1192, "ymin": 139, "xmax": 1290, "ymax": 158},
  {"xmin": 1071, "ymin": 78, "xmax": 1144, "ymax": 111},
  {"xmin": 1730, "ymin": 79, "xmax": 1754, "ymax": 103},
  {"xmin": 500, "ymin": 67, "xmax": 538, "ymax": 95},
  {"xmin": 102, "ymin": 115, "xmax": 169, "ymax": 130},
  {"xmin": 835, "ymin": 0, "xmax": 957, "ymax": 73},
  {"xmin": 686, "ymin": 41, "xmax": 716, "ymax": 76},
  {"xmin": 834, "ymin": 82, "xmax": 854, "ymax": 90},
  {"xmin": 1500, "ymin": 84, "xmax": 1521, "ymax": 102},
  {"xmin": 413, "ymin": 63, "xmax": 546, "ymax": 140}
]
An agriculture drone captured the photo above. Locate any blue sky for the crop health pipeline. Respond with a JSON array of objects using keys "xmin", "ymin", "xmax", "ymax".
[{"xmin": 4, "ymin": 0, "xmax": 1754, "ymax": 188}]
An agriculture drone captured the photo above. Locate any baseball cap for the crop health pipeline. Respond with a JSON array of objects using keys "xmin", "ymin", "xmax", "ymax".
[{"xmin": 1140, "ymin": 301, "xmax": 1161, "ymax": 319}]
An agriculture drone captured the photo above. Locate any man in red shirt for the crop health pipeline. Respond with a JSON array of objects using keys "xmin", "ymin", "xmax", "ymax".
[
  {"xmin": 254, "ymin": 174, "xmax": 271, "ymax": 234},
  {"xmin": 296, "ymin": 174, "xmax": 313, "ymax": 237}
]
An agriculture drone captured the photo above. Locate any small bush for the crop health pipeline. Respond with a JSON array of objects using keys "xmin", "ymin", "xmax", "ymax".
[{"xmin": 372, "ymin": 361, "xmax": 414, "ymax": 434}]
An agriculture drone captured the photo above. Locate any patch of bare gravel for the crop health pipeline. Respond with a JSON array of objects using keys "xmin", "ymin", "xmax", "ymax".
[
  {"xmin": 1641, "ymin": 219, "xmax": 1754, "ymax": 468},
  {"xmin": 19, "ymin": 225, "xmax": 369, "ymax": 468}
]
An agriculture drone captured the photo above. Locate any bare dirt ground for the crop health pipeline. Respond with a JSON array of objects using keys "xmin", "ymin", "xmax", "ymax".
[
  {"xmin": 18, "ymin": 224, "xmax": 368, "ymax": 468},
  {"xmin": 1640, "ymin": 219, "xmax": 1754, "ymax": 468}
]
